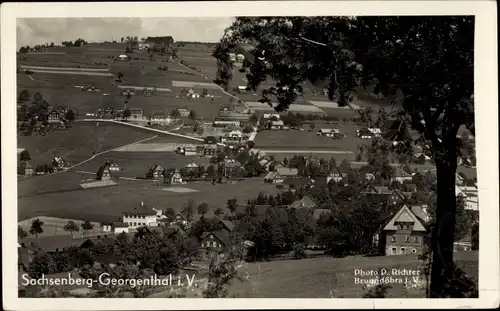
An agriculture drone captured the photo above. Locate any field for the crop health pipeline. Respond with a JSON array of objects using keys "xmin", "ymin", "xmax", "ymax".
[
  {"xmin": 228, "ymin": 251, "xmax": 478, "ymax": 298},
  {"xmin": 17, "ymin": 122, "xmax": 157, "ymax": 166},
  {"xmin": 254, "ymin": 123, "xmax": 365, "ymax": 152},
  {"xmin": 18, "ymin": 176, "xmax": 279, "ymax": 222}
]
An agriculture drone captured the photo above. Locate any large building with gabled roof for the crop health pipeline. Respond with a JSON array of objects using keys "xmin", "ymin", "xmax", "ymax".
[{"xmin": 383, "ymin": 204, "xmax": 428, "ymax": 256}]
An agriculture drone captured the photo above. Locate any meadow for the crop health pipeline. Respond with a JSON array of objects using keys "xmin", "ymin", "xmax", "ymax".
[
  {"xmin": 229, "ymin": 251, "xmax": 478, "ymax": 298},
  {"xmin": 17, "ymin": 122, "xmax": 157, "ymax": 166}
]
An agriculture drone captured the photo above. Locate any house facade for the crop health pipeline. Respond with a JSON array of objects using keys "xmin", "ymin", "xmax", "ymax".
[
  {"xmin": 18, "ymin": 161, "xmax": 34, "ymax": 176},
  {"xmin": 317, "ymin": 128, "xmax": 342, "ymax": 138},
  {"xmin": 274, "ymin": 167, "xmax": 299, "ymax": 184},
  {"xmin": 383, "ymin": 205, "xmax": 427, "ymax": 256},
  {"xmin": 129, "ymin": 108, "xmax": 143, "ymax": 119},
  {"xmin": 96, "ymin": 164, "xmax": 112, "ymax": 181},
  {"xmin": 146, "ymin": 164, "xmax": 164, "ymax": 180},
  {"xmin": 122, "ymin": 201, "xmax": 158, "ymax": 229},
  {"xmin": 164, "ymin": 169, "xmax": 183, "ymax": 184}
]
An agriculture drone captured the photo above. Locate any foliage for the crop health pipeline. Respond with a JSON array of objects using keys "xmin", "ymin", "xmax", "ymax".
[
  {"xmin": 122, "ymin": 109, "xmax": 131, "ymax": 119},
  {"xmin": 81, "ymin": 220, "xmax": 94, "ymax": 232},
  {"xmin": 19, "ymin": 89, "xmax": 31, "ymax": 102},
  {"xmin": 20, "ymin": 149, "xmax": 31, "ymax": 161},
  {"xmin": 18, "ymin": 226, "xmax": 28, "ymax": 239},
  {"xmin": 65, "ymin": 109, "xmax": 75, "ymax": 122},
  {"xmin": 63, "ymin": 221, "xmax": 80, "ymax": 234},
  {"xmin": 28, "ymin": 251, "xmax": 56, "ymax": 278},
  {"xmin": 29, "ymin": 218, "xmax": 44, "ymax": 238},
  {"xmin": 292, "ymin": 244, "xmax": 308, "ymax": 260}
]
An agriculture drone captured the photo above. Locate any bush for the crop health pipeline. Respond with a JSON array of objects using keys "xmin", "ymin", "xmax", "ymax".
[{"xmin": 293, "ymin": 245, "xmax": 307, "ymax": 260}]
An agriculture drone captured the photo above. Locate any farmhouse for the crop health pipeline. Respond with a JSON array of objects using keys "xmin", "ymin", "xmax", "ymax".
[
  {"xmin": 129, "ymin": 108, "xmax": 143, "ymax": 119},
  {"xmin": 48, "ymin": 110, "xmax": 60, "ymax": 123},
  {"xmin": 185, "ymin": 162, "xmax": 199, "ymax": 173},
  {"xmin": 146, "ymin": 164, "xmax": 165, "ymax": 180},
  {"xmin": 151, "ymin": 111, "xmax": 166, "ymax": 121},
  {"xmin": 223, "ymin": 160, "xmax": 242, "ymax": 178},
  {"xmin": 52, "ymin": 156, "xmax": 70, "ymax": 171},
  {"xmin": 383, "ymin": 205, "xmax": 427, "ymax": 256},
  {"xmin": 213, "ymin": 118, "xmax": 241, "ymax": 128},
  {"xmin": 18, "ymin": 161, "xmax": 34, "ymax": 176},
  {"xmin": 218, "ymin": 110, "xmax": 251, "ymax": 121},
  {"xmin": 357, "ymin": 128, "xmax": 382, "ymax": 138},
  {"xmin": 183, "ymin": 146, "xmax": 198, "ymax": 156},
  {"xmin": 317, "ymin": 128, "xmax": 342, "ymax": 138},
  {"xmin": 96, "ymin": 163, "xmax": 112, "ymax": 181},
  {"xmin": 288, "ymin": 195, "xmax": 316, "ymax": 210},
  {"xmin": 274, "ymin": 167, "xmax": 299, "ymax": 184},
  {"xmin": 102, "ymin": 222, "xmax": 129, "ymax": 234},
  {"xmin": 122, "ymin": 201, "xmax": 159, "ymax": 228},
  {"xmin": 270, "ymin": 120, "xmax": 285, "ymax": 130},
  {"xmin": 390, "ymin": 166, "xmax": 413, "ymax": 183},
  {"xmin": 177, "ymin": 108, "xmax": 191, "ymax": 117},
  {"xmin": 263, "ymin": 113, "xmax": 280, "ymax": 120},
  {"xmin": 199, "ymin": 230, "xmax": 231, "ymax": 261},
  {"xmin": 456, "ymin": 185, "xmax": 479, "ymax": 212},
  {"xmin": 221, "ymin": 130, "xmax": 243, "ymax": 144},
  {"xmin": 164, "ymin": 169, "xmax": 184, "ymax": 184},
  {"xmin": 118, "ymin": 54, "xmax": 128, "ymax": 61},
  {"xmin": 203, "ymin": 136, "xmax": 218, "ymax": 156},
  {"xmin": 182, "ymin": 119, "xmax": 198, "ymax": 129}
]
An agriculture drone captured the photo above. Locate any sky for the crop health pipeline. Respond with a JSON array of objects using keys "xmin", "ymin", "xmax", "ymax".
[{"xmin": 16, "ymin": 17, "xmax": 235, "ymax": 48}]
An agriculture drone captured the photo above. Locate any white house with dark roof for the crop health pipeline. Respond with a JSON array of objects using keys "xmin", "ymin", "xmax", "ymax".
[{"xmin": 122, "ymin": 201, "xmax": 159, "ymax": 229}]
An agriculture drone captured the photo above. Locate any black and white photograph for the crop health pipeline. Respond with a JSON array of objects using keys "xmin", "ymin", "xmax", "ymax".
[{"xmin": 1, "ymin": 1, "xmax": 498, "ymax": 309}]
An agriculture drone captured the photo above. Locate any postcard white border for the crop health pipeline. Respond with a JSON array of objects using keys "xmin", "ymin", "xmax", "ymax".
[{"xmin": 2, "ymin": 1, "xmax": 498, "ymax": 309}]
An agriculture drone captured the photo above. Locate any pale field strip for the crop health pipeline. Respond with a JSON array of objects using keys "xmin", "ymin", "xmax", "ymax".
[
  {"xmin": 20, "ymin": 65, "xmax": 110, "ymax": 72},
  {"xmin": 87, "ymin": 48, "xmax": 125, "ymax": 52},
  {"xmin": 260, "ymin": 149, "xmax": 354, "ymax": 154},
  {"xmin": 308, "ymin": 100, "xmax": 361, "ymax": 110},
  {"xmin": 161, "ymin": 187, "xmax": 199, "ymax": 193},
  {"xmin": 113, "ymin": 142, "xmax": 198, "ymax": 152},
  {"xmin": 117, "ymin": 85, "xmax": 172, "ymax": 92},
  {"xmin": 245, "ymin": 101, "xmax": 326, "ymax": 113},
  {"xmin": 22, "ymin": 69, "xmax": 115, "ymax": 76},
  {"xmin": 80, "ymin": 179, "xmax": 118, "ymax": 189},
  {"xmin": 26, "ymin": 52, "xmax": 67, "ymax": 55},
  {"xmin": 180, "ymin": 55, "xmax": 215, "ymax": 61},
  {"xmin": 171, "ymin": 80, "xmax": 220, "ymax": 89}
]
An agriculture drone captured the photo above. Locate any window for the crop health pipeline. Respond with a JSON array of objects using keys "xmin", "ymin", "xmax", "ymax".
[
  {"xmin": 401, "ymin": 247, "xmax": 406, "ymax": 254},
  {"xmin": 212, "ymin": 241, "xmax": 217, "ymax": 248},
  {"xmin": 413, "ymin": 236, "xmax": 419, "ymax": 243},
  {"xmin": 412, "ymin": 249, "xmax": 417, "ymax": 253},
  {"xmin": 390, "ymin": 236, "xmax": 396, "ymax": 242},
  {"xmin": 391, "ymin": 247, "xmax": 397, "ymax": 254},
  {"xmin": 133, "ymin": 222, "xmax": 137, "ymax": 226},
  {"xmin": 405, "ymin": 236, "xmax": 410, "ymax": 242}
]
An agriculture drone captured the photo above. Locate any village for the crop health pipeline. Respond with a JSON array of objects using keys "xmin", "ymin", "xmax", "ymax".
[{"xmin": 15, "ymin": 21, "xmax": 479, "ymax": 298}]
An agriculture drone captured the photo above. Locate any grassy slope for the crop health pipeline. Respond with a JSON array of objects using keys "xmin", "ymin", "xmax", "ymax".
[{"xmin": 229, "ymin": 251, "xmax": 478, "ymax": 298}]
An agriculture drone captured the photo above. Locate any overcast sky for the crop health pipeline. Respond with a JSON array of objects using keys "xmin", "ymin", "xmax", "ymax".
[{"xmin": 17, "ymin": 18, "xmax": 235, "ymax": 48}]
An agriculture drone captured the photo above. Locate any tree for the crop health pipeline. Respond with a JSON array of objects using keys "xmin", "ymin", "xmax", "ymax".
[
  {"xmin": 65, "ymin": 109, "xmax": 75, "ymax": 122},
  {"xmin": 226, "ymin": 198, "xmax": 238, "ymax": 221},
  {"xmin": 309, "ymin": 123, "xmax": 315, "ymax": 131},
  {"xmin": 183, "ymin": 199, "xmax": 196, "ymax": 223},
  {"xmin": 63, "ymin": 221, "xmax": 79, "ymax": 235},
  {"xmin": 170, "ymin": 109, "xmax": 181, "ymax": 120},
  {"xmin": 29, "ymin": 218, "xmax": 44, "ymax": 238},
  {"xmin": 81, "ymin": 220, "xmax": 94, "ymax": 233},
  {"xmin": 19, "ymin": 89, "xmax": 31, "ymax": 102},
  {"xmin": 197, "ymin": 203, "xmax": 209, "ymax": 219},
  {"xmin": 122, "ymin": 109, "xmax": 131, "ymax": 119},
  {"xmin": 188, "ymin": 110, "xmax": 197, "ymax": 120},
  {"xmin": 20, "ymin": 149, "xmax": 31, "ymax": 161},
  {"xmin": 216, "ymin": 16, "xmax": 475, "ymax": 297},
  {"xmin": 117, "ymin": 72, "xmax": 124, "ymax": 82},
  {"xmin": 18, "ymin": 226, "xmax": 28, "ymax": 239},
  {"xmin": 28, "ymin": 251, "xmax": 56, "ymax": 278},
  {"xmin": 214, "ymin": 207, "xmax": 224, "ymax": 220},
  {"xmin": 121, "ymin": 37, "xmax": 124, "ymax": 43}
]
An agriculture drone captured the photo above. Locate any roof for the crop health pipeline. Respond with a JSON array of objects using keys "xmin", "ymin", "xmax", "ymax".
[
  {"xmin": 410, "ymin": 205, "xmax": 429, "ymax": 223},
  {"xmin": 219, "ymin": 220, "xmax": 235, "ymax": 232},
  {"xmin": 383, "ymin": 205, "xmax": 427, "ymax": 232},
  {"xmin": 276, "ymin": 167, "xmax": 298, "ymax": 177},
  {"xmin": 202, "ymin": 230, "xmax": 231, "ymax": 247},
  {"xmin": 283, "ymin": 177, "xmax": 311, "ymax": 186},
  {"xmin": 289, "ymin": 196, "xmax": 316, "ymax": 210},
  {"xmin": 318, "ymin": 128, "xmax": 340, "ymax": 134},
  {"xmin": 225, "ymin": 161, "xmax": 241, "ymax": 168},
  {"xmin": 271, "ymin": 120, "xmax": 284, "ymax": 126},
  {"xmin": 21, "ymin": 235, "xmax": 102, "ymax": 253},
  {"xmin": 264, "ymin": 171, "xmax": 278, "ymax": 180},
  {"xmin": 124, "ymin": 202, "xmax": 157, "ymax": 216},
  {"xmin": 112, "ymin": 222, "xmax": 128, "ymax": 228},
  {"xmin": 185, "ymin": 162, "xmax": 198, "ymax": 168},
  {"xmin": 313, "ymin": 209, "xmax": 332, "ymax": 220}
]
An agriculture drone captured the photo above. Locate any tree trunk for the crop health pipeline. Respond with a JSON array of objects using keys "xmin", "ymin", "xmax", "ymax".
[{"xmin": 429, "ymin": 148, "xmax": 458, "ymax": 297}]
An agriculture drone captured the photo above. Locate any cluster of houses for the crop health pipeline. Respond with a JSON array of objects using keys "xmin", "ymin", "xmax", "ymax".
[
  {"xmin": 356, "ymin": 127, "xmax": 382, "ymax": 139},
  {"xmin": 317, "ymin": 128, "xmax": 346, "ymax": 139},
  {"xmin": 18, "ymin": 156, "xmax": 72, "ymax": 177}
]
